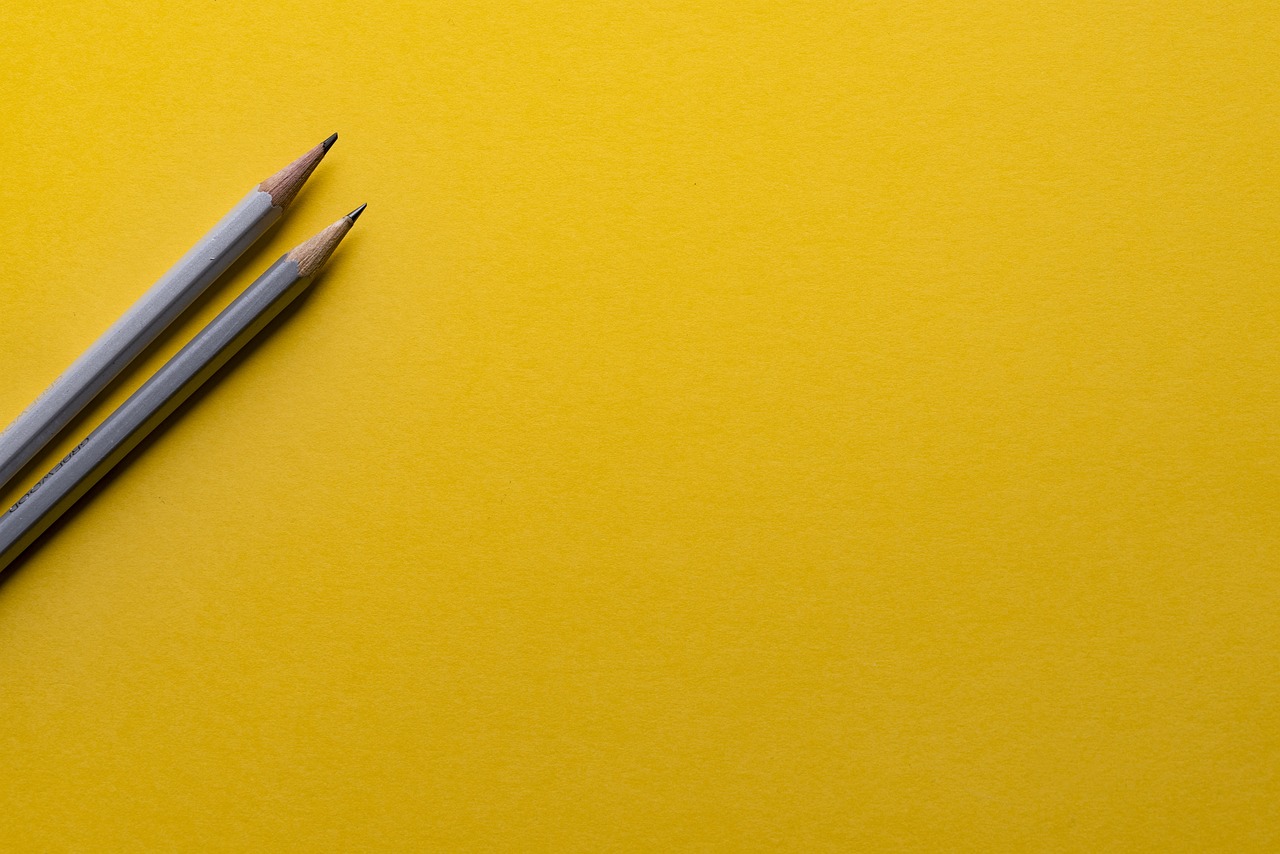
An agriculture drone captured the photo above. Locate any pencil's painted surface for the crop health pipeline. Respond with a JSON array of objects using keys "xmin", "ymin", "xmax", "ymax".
[
  {"xmin": 0, "ymin": 137, "xmax": 332, "ymax": 492},
  {"xmin": 0, "ymin": 207, "xmax": 358, "ymax": 570}
]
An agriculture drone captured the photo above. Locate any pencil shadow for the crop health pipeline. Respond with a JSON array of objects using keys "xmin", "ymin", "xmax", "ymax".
[{"xmin": 0, "ymin": 250, "xmax": 352, "ymax": 593}]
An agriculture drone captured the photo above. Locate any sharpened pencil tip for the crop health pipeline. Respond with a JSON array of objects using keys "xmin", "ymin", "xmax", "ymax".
[
  {"xmin": 288, "ymin": 209, "xmax": 360, "ymax": 276},
  {"xmin": 260, "ymin": 136, "xmax": 337, "ymax": 208},
  {"xmin": 346, "ymin": 203, "xmax": 367, "ymax": 223}
]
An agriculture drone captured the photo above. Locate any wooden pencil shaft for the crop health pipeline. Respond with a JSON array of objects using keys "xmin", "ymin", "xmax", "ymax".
[
  {"xmin": 0, "ymin": 257, "xmax": 312, "ymax": 571},
  {"xmin": 0, "ymin": 191, "xmax": 279, "ymax": 492},
  {"xmin": 0, "ymin": 138, "xmax": 335, "ymax": 494}
]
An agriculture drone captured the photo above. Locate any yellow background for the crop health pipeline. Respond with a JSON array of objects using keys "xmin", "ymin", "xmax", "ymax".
[{"xmin": 0, "ymin": 1, "xmax": 1277, "ymax": 849}]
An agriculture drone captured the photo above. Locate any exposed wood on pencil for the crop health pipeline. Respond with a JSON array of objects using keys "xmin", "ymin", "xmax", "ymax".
[
  {"xmin": 286, "ymin": 204, "xmax": 365, "ymax": 277},
  {"xmin": 259, "ymin": 133, "xmax": 338, "ymax": 209}
]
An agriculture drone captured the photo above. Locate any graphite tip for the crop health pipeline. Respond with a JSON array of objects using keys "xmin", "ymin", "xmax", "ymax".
[
  {"xmin": 346, "ymin": 203, "xmax": 368, "ymax": 223},
  {"xmin": 260, "ymin": 136, "xmax": 339, "ymax": 208}
]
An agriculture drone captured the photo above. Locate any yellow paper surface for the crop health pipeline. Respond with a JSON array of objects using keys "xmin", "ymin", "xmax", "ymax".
[{"xmin": 1, "ymin": 1, "xmax": 1277, "ymax": 849}]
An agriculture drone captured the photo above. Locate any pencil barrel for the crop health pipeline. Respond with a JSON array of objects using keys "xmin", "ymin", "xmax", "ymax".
[
  {"xmin": 0, "ymin": 257, "xmax": 311, "ymax": 571},
  {"xmin": 0, "ymin": 189, "xmax": 280, "ymax": 492}
]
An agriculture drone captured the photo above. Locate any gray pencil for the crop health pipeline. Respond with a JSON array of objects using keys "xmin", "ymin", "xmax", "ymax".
[
  {"xmin": 0, "ymin": 134, "xmax": 338, "ymax": 492},
  {"xmin": 0, "ymin": 205, "xmax": 364, "ymax": 572}
]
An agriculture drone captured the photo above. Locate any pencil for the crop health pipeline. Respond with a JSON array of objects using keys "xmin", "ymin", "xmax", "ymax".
[
  {"xmin": 0, "ymin": 134, "xmax": 338, "ymax": 493},
  {"xmin": 0, "ymin": 205, "xmax": 365, "ymax": 572}
]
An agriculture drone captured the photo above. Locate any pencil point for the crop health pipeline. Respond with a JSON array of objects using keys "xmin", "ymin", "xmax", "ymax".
[
  {"xmin": 259, "ymin": 137, "xmax": 337, "ymax": 209},
  {"xmin": 287, "ymin": 209, "xmax": 361, "ymax": 276},
  {"xmin": 346, "ymin": 203, "xmax": 367, "ymax": 223}
]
